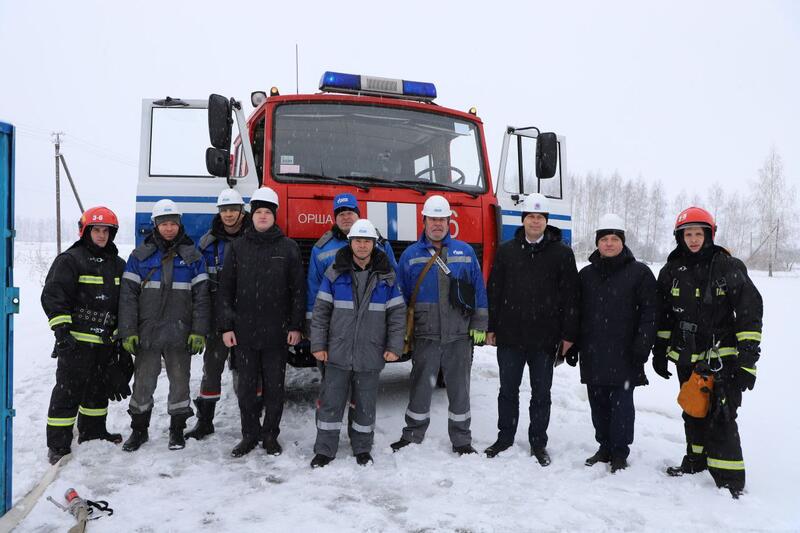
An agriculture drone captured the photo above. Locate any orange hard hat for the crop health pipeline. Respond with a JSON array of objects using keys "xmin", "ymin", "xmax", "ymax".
[
  {"xmin": 79, "ymin": 206, "xmax": 119, "ymax": 238},
  {"xmin": 674, "ymin": 206, "xmax": 716, "ymax": 238}
]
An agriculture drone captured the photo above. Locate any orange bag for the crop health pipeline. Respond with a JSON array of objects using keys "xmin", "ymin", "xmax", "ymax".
[{"xmin": 677, "ymin": 370, "xmax": 715, "ymax": 418}]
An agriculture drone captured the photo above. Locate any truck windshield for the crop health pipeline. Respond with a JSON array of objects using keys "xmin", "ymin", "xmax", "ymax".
[{"xmin": 271, "ymin": 102, "xmax": 486, "ymax": 193}]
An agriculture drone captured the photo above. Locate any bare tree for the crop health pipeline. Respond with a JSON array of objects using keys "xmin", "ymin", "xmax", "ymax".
[{"xmin": 750, "ymin": 147, "xmax": 797, "ymax": 270}]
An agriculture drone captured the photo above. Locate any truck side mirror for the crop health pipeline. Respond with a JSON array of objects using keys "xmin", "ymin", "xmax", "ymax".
[
  {"xmin": 535, "ymin": 132, "xmax": 558, "ymax": 179},
  {"xmin": 206, "ymin": 147, "xmax": 230, "ymax": 178},
  {"xmin": 208, "ymin": 94, "xmax": 232, "ymax": 150}
]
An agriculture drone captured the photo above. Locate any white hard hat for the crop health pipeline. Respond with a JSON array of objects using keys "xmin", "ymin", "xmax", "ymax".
[
  {"xmin": 217, "ymin": 188, "xmax": 244, "ymax": 207},
  {"xmin": 151, "ymin": 199, "xmax": 181, "ymax": 222},
  {"xmin": 522, "ymin": 193, "xmax": 550, "ymax": 215},
  {"xmin": 421, "ymin": 195, "xmax": 452, "ymax": 217},
  {"xmin": 249, "ymin": 187, "xmax": 279, "ymax": 208},
  {"xmin": 597, "ymin": 213, "xmax": 625, "ymax": 233},
  {"xmin": 348, "ymin": 219, "xmax": 378, "ymax": 240}
]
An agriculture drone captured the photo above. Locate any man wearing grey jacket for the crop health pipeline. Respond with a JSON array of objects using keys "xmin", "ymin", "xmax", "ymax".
[{"xmin": 309, "ymin": 219, "xmax": 406, "ymax": 468}]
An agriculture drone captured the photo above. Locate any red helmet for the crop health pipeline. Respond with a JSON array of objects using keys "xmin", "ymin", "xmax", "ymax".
[
  {"xmin": 79, "ymin": 206, "xmax": 119, "ymax": 238},
  {"xmin": 674, "ymin": 206, "xmax": 716, "ymax": 238}
]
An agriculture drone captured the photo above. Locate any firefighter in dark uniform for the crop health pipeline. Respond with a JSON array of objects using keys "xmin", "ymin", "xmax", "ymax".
[
  {"xmin": 41, "ymin": 207, "xmax": 128, "ymax": 464},
  {"xmin": 652, "ymin": 206, "xmax": 763, "ymax": 498}
]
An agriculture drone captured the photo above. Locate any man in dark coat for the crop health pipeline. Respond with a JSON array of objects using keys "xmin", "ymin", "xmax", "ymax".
[
  {"xmin": 652, "ymin": 206, "xmax": 763, "ymax": 498},
  {"xmin": 571, "ymin": 214, "xmax": 657, "ymax": 472},
  {"xmin": 219, "ymin": 187, "xmax": 305, "ymax": 458},
  {"xmin": 485, "ymin": 193, "xmax": 579, "ymax": 465}
]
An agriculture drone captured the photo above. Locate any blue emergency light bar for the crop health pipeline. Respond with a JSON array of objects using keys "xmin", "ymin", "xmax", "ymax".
[{"xmin": 319, "ymin": 71, "xmax": 437, "ymax": 101}]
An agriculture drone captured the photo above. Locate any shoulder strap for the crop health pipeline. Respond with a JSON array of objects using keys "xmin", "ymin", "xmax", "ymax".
[{"xmin": 409, "ymin": 249, "xmax": 440, "ymax": 309}]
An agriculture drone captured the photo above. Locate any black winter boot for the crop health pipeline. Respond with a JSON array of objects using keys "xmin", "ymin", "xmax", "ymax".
[
  {"xmin": 77, "ymin": 414, "xmax": 123, "ymax": 444},
  {"xmin": 390, "ymin": 438, "xmax": 412, "ymax": 452},
  {"xmin": 231, "ymin": 437, "xmax": 259, "ymax": 458},
  {"xmin": 484, "ymin": 440, "xmax": 512, "ymax": 458},
  {"xmin": 531, "ymin": 447, "xmax": 552, "ymax": 466},
  {"xmin": 184, "ymin": 398, "xmax": 216, "ymax": 440},
  {"xmin": 168, "ymin": 414, "xmax": 190, "ymax": 450},
  {"xmin": 666, "ymin": 454, "xmax": 707, "ymax": 476},
  {"xmin": 453, "ymin": 444, "xmax": 477, "ymax": 456},
  {"xmin": 122, "ymin": 410, "xmax": 152, "ymax": 452},
  {"xmin": 48, "ymin": 447, "xmax": 71, "ymax": 465},
  {"xmin": 311, "ymin": 454, "xmax": 334, "ymax": 468},
  {"xmin": 262, "ymin": 438, "xmax": 282, "ymax": 456},
  {"xmin": 355, "ymin": 452, "xmax": 373, "ymax": 466},
  {"xmin": 610, "ymin": 457, "xmax": 628, "ymax": 473},
  {"xmin": 585, "ymin": 448, "xmax": 611, "ymax": 466}
]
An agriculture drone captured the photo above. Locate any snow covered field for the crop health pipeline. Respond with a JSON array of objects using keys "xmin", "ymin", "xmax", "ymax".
[{"xmin": 7, "ymin": 242, "xmax": 800, "ymax": 532}]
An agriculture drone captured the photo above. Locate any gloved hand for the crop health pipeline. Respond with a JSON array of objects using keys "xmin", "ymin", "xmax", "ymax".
[
  {"xmin": 52, "ymin": 326, "xmax": 77, "ymax": 358},
  {"xmin": 122, "ymin": 335, "xmax": 139, "ymax": 355},
  {"xmin": 188, "ymin": 334, "xmax": 206, "ymax": 355},
  {"xmin": 735, "ymin": 340, "xmax": 760, "ymax": 391},
  {"xmin": 470, "ymin": 329, "xmax": 486, "ymax": 346},
  {"xmin": 104, "ymin": 348, "xmax": 134, "ymax": 402},
  {"xmin": 651, "ymin": 337, "xmax": 671, "ymax": 379},
  {"xmin": 565, "ymin": 344, "xmax": 579, "ymax": 367}
]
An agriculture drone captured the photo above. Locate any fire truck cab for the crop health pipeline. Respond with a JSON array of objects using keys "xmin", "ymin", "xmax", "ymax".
[{"xmin": 136, "ymin": 71, "xmax": 569, "ymax": 365}]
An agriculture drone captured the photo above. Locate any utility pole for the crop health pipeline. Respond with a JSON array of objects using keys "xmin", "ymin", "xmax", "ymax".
[
  {"xmin": 51, "ymin": 132, "xmax": 63, "ymax": 254},
  {"xmin": 295, "ymin": 44, "xmax": 299, "ymax": 95}
]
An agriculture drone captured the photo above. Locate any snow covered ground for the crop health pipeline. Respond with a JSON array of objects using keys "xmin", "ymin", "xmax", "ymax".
[{"xmin": 7, "ymin": 242, "xmax": 800, "ymax": 532}]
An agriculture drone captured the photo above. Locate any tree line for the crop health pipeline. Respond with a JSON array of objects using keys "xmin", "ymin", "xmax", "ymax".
[{"xmin": 570, "ymin": 147, "xmax": 798, "ymax": 271}]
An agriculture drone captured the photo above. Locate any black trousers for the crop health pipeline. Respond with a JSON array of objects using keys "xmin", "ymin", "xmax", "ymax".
[
  {"xmin": 678, "ymin": 364, "xmax": 746, "ymax": 490},
  {"xmin": 235, "ymin": 344, "xmax": 287, "ymax": 441},
  {"xmin": 496, "ymin": 345, "xmax": 554, "ymax": 449},
  {"xmin": 46, "ymin": 343, "xmax": 113, "ymax": 449},
  {"xmin": 586, "ymin": 384, "xmax": 635, "ymax": 460}
]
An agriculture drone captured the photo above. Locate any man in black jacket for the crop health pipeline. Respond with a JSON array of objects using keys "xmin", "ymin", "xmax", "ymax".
[
  {"xmin": 219, "ymin": 187, "xmax": 305, "ymax": 458},
  {"xmin": 41, "ymin": 207, "xmax": 127, "ymax": 464},
  {"xmin": 571, "ymin": 214, "xmax": 657, "ymax": 472},
  {"xmin": 485, "ymin": 194, "xmax": 579, "ymax": 465}
]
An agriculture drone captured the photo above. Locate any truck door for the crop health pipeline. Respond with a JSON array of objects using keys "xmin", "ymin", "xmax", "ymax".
[
  {"xmin": 495, "ymin": 127, "xmax": 571, "ymax": 244},
  {"xmin": 136, "ymin": 98, "xmax": 260, "ymax": 244}
]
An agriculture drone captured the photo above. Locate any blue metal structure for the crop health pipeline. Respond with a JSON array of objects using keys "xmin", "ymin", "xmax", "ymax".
[{"xmin": 0, "ymin": 121, "xmax": 19, "ymax": 515}]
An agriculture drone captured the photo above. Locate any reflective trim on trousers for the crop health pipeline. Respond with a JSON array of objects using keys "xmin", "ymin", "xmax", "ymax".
[
  {"xmin": 448, "ymin": 411, "xmax": 471, "ymax": 422},
  {"xmin": 406, "ymin": 409, "xmax": 430, "ymax": 421},
  {"xmin": 78, "ymin": 406, "xmax": 108, "ymax": 417},
  {"xmin": 317, "ymin": 420, "xmax": 343, "ymax": 431},
  {"xmin": 691, "ymin": 444, "xmax": 704, "ymax": 454},
  {"xmin": 169, "ymin": 399, "xmax": 191, "ymax": 411},
  {"xmin": 129, "ymin": 397, "xmax": 153, "ymax": 412},
  {"xmin": 47, "ymin": 416, "xmax": 77, "ymax": 427},
  {"xmin": 350, "ymin": 421, "xmax": 375, "ymax": 433},
  {"xmin": 707, "ymin": 457, "xmax": 745, "ymax": 470}
]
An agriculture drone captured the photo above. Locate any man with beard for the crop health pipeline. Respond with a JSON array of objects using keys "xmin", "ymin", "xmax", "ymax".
[
  {"xmin": 185, "ymin": 188, "xmax": 251, "ymax": 440},
  {"xmin": 119, "ymin": 199, "xmax": 210, "ymax": 452},
  {"xmin": 219, "ymin": 187, "xmax": 305, "ymax": 458},
  {"xmin": 41, "ymin": 207, "xmax": 128, "ymax": 464}
]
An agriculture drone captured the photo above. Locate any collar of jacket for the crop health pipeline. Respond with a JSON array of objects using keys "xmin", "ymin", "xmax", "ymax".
[
  {"xmin": 332, "ymin": 245, "xmax": 391, "ymax": 275},
  {"xmin": 513, "ymin": 224, "xmax": 562, "ymax": 249},
  {"xmin": 588, "ymin": 246, "xmax": 634, "ymax": 276},
  {"xmin": 244, "ymin": 223, "xmax": 284, "ymax": 243},
  {"xmin": 205, "ymin": 212, "xmax": 250, "ymax": 244},
  {"xmin": 134, "ymin": 230, "xmax": 198, "ymax": 262},
  {"xmin": 666, "ymin": 243, "xmax": 729, "ymax": 264},
  {"xmin": 71, "ymin": 235, "xmax": 120, "ymax": 259}
]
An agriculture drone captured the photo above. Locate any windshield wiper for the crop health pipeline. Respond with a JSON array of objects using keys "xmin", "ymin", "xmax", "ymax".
[
  {"xmin": 394, "ymin": 179, "xmax": 479, "ymax": 199},
  {"xmin": 341, "ymin": 175, "xmax": 426, "ymax": 195},
  {"xmin": 278, "ymin": 172, "xmax": 370, "ymax": 191}
]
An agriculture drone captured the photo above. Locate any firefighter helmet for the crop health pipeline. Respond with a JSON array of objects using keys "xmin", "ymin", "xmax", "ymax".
[
  {"xmin": 348, "ymin": 219, "xmax": 379, "ymax": 240},
  {"xmin": 421, "ymin": 195, "xmax": 452, "ymax": 217},
  {"xmin": 674, "ymin": 206, "xmax": 716, "ymax": 238},
  {"xmin": 79, "ymin": 206, "xmax": 119, "ymax": 238}
]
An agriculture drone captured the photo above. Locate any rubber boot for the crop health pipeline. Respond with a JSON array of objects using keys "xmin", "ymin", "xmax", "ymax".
[
  {"xmin": 184, "ymin": 398, "xmax": 216, "ymax": 440},
  {"xmin": 168, "ymin": 414, "xmax": 190, "ymax": 450},
  {"xmin": 77, "ymin": 414, "xmax": 122, "ymax": 444},
  {"xmin": 122, "ymin": 410, "xmax": 152, "ymax": 452},
  {"xmin": 666, "ymin": 453, "xmax": 707, "ymax": 476},
  {"xmin": 48, "ymin": 447, "xmax": 71, "ymax": 465}
]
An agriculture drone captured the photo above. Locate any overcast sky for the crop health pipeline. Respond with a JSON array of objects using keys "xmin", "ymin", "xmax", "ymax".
[{"xmin": 1, "ymin": 0, "xmax": 797, "ymax": 231}]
